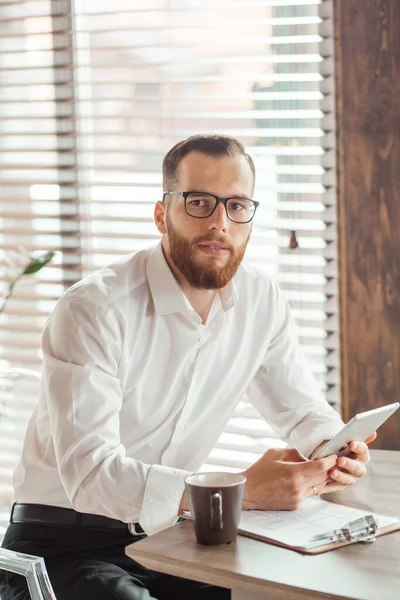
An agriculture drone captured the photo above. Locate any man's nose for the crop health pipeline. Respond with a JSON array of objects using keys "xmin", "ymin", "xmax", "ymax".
[{"xmin": 208, "ymin": 202, "xmax": 228, "ymax": 232}]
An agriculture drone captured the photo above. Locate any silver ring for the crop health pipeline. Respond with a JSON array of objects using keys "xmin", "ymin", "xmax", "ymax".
[{"xmin": 312, "ymin": 485, "xmax": 318, "ymax": 496}]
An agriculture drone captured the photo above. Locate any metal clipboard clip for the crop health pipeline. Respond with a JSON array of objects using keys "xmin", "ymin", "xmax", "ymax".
[{"xmin": 305, "ymin": 515, "xmax": 378, "ymax": 549}]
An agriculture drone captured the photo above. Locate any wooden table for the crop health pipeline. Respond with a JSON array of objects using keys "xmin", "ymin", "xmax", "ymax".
[{"xmin": 126, "ymin": 450, "xmax": 400, "ymax": 600}]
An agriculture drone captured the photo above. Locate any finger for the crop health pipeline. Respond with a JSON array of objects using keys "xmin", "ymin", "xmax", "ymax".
[
  {"xmin": 305, "ymin": 485, "xmax": 320, "ymax": 498},
  {"xmin": 304, "ymin": 477, "xmax": 329, "ymax": 498},
  {"xmin": 364, "ymin": 432, "xmax": 377, "ymax": 444},
  {"xmin": 319, "ymin": 481, "xmax": 348, "ymax": 495},
  {"xmin": 348, "ymin": 440, "xmax": 370, "ymax": 463},
  {"xmin": 328, "ymin": 467, "xmax": 356, "ymax": 486},
  {"xmin": 300, "ymin": 454, "xmax": 337, "ymax": 478},
  {"xmin": 336, "ymin": 456, "xmax": 366, "ymax": 478}
]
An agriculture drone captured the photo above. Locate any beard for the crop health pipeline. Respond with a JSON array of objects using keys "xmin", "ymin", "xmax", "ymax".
[{"xmin": 166, "ymin": 214, "xmax": 250, "ymax": 290}]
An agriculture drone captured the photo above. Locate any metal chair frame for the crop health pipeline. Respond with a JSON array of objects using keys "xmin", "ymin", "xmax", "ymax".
[{"xmin": 0, "ymin": 547, "xmax": 57, "ymax": 600}]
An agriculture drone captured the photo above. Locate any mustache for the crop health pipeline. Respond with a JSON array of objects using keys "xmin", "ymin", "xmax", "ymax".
[{"xmin": 193, "ymin": 235, "xmax": 234, "ymax": 252}]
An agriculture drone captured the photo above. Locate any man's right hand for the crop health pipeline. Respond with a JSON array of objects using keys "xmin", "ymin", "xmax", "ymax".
[{"xmin": 242, "ymin": 448, "xmax": 337, "ymax": 511}]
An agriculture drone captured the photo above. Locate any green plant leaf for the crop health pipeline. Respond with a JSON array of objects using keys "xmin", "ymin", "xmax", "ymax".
[{"xmin": 22, "ymin": 251, "xmax": 55, "ymax": 275}]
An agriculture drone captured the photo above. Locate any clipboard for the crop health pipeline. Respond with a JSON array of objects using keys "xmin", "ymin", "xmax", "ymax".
[{"xmin": 237, "ymin": 513, "xmax": 400, "ymax": 554}]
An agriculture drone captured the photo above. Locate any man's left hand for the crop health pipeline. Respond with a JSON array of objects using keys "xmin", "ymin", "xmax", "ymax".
[{"xmin": 318, "ymin": 432, "xmax": 377, "ymax": 495}]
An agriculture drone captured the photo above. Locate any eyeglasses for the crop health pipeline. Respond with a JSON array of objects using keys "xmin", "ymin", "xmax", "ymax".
[{"xmin": 162, "ymin": 191, "xmax": 259, "ymax": 224}]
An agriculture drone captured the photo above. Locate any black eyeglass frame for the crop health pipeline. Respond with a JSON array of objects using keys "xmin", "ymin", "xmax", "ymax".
[{"xmin": 162, "ymin": 191, "xmax": 259, "ymax": 224}]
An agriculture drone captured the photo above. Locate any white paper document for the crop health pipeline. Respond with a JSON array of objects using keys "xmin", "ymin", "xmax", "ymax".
[{"xmin": 239, "ymin": 497, "xmax": 400, "ymax": 548}]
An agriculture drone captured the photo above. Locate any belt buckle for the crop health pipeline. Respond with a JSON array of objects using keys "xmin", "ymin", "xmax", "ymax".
[{"xmin": 128, "ymin": 522, "xmax": 141, "ymax": 536}]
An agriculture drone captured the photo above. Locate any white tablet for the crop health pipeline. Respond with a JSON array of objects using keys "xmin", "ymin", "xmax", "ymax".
[{"xmin": 311, "ymin": 402, "xmax": 399, "ymax": 460}]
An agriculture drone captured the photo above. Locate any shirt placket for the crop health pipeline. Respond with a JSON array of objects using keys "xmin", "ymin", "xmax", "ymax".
[{"xmin": 160, "ymin": 317, "xmax": 217, "ymax": 465}]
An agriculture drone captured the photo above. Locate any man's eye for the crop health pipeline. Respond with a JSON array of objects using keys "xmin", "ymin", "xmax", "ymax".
[
  {"xmin": 189, "ymin": 199, "xmax": 213, "ymax": 209},
  {"xmin": 230, "ymin": 203, "xmax": 244, "ymax": 211}
]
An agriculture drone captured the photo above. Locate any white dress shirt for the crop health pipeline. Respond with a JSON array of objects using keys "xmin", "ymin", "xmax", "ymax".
[{"xmin": 14, "ymin": 242, "xmax": 344, "ymax": 535}]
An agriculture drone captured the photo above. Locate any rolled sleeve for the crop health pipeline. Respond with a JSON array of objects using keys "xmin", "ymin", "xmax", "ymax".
[{"xmin": 140, "ymin": 464, "xmax": 191, "ymax": 536}]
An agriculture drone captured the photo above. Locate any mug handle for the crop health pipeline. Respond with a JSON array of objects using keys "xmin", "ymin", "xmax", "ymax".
[{"xmin": 210, "ymin": 492, "xmax": 223, "ymax": 530}]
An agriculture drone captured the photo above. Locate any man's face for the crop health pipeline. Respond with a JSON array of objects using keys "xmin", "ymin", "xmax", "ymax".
[{"xmin": 155, "ymin": 151, "xmax": 254, "ymax": 289}]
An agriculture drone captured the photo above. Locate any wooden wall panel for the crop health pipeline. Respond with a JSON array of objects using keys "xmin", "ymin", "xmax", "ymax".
[{"xmin": 334, "ymin": 0, "xmax": 400, "ymax": 448}]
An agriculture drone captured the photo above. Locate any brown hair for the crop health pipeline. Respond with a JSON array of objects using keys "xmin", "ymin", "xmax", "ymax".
[{"xmin": 162, "ymin": 134, "xmax": 255, "ymax": 192}]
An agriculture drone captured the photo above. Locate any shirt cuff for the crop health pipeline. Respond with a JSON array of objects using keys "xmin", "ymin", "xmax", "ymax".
[
  {"xmin": 139, "ymin": 464, "xmax": 191, "ymax": 536},
  {"xmin": 292, "ymin": 420, "xmax": 344, "ymax": 459}
]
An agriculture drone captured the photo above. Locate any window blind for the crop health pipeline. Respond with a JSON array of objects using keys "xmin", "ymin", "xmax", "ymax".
[{"xmin": 0, "ymin": 0, "xmax": 338, "ymax": 471}]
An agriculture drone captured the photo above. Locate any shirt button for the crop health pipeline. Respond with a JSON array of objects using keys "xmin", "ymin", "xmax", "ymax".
[{"xmin": 199, "ymin": 336, "xmax": 206, "ymax": 343}]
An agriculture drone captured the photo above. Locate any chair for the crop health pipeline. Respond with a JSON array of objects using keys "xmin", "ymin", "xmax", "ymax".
[
  {"xmin": 0, "ymin": 547, "xmax": 57, "ymax": 600},
  {"xmin": 0, "ymin": 368, "xmax": 42, "ymax": 541}
]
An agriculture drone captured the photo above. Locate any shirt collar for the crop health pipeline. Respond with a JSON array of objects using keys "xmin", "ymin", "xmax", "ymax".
[
  {"xmin": 219, "ymin": 277, "xmax": 238, "ymax": 312},
  {"xmin": 146, "ymin": 242, "xmax": 239, "ymax": 316}
]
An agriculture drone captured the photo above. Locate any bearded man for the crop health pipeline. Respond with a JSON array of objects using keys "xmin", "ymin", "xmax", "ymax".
[{"xmin": 0, "ymin": 135, "xmax": 375, "ymax": 600}]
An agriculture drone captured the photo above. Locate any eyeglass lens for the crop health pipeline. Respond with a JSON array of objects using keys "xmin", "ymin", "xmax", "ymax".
[{"xmin": 185, "ymin": 193, "xmax": 255, "ymax": 223}]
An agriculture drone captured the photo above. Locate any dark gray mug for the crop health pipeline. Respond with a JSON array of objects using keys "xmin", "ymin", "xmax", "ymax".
[{"xmin": 185, "ymin": 472, "xmax": 246, "ymax": 545}]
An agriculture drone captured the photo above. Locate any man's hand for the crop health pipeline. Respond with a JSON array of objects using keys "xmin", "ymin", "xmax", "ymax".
[
  {"xmin": 242, "ymin": 448, "xmax": 337, "ymax": 511},
  {"xmin": 319, "ymin": 432, "xmax": 377, "ymax": 495}
]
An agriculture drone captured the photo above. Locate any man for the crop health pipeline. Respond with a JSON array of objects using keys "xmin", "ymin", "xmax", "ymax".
[{"xmin": 1, "ymin": 135, "xmax": 375, "ymax": 600}]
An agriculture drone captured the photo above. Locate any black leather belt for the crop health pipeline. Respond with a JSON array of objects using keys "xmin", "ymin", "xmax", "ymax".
[{"xmin": 10, "ymin": 503, "xmax": 145, "ymax": 535}]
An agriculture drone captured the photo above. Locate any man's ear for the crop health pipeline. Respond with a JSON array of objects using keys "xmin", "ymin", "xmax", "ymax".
[{"xmin": 154, "ymin": 201, "xmax": 167, "ymax": 234}]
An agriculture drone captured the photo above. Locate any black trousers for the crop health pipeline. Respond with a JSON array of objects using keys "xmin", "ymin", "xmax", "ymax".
[{"xmin": 0, "ymin": 522, "xmax": 230, "ymax": 600}]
